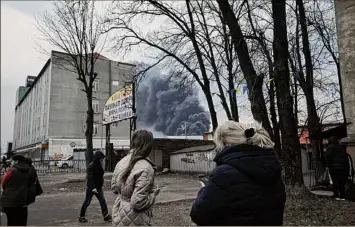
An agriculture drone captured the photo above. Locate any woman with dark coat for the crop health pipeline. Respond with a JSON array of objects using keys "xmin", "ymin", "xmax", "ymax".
[
  {"xmin": 1, "ymin": 155, "xmax": 31, "ymax": 226},
  {"xmin": 325, "ymin": 136, "xmax": 351, "ymax": 200},
  {"xmin": 190, "ymin": 120, "xmax": 286, "ymax": 226}
]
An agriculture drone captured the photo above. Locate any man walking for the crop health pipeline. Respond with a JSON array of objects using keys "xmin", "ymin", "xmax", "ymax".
[
  {"xmin": 325, "ymin": 136, "xmax": 350, "ymax": 201},
  {"xmin": 78, "ymin": 151, "xmax": 111, "ymax": 223}
]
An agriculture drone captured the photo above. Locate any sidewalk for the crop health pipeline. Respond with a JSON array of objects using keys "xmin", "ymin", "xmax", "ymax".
[{"xmin": 1, "ymin": 174, "xmax": 200, "ymax": 226}]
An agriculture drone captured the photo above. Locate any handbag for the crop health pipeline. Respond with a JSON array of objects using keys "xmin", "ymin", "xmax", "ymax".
[
  {"xmin": 35, "ymin": 178, "xmax": 43, "ymax": 196},
  {"xmin": 318, "ymin": 168, "xmax": 333, "ymax": 185}
]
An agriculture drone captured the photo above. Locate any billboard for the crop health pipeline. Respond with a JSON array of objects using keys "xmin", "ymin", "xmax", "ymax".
[{"xmin": 103, "ymin": 84, "xmax": 133, "ymax": 125}]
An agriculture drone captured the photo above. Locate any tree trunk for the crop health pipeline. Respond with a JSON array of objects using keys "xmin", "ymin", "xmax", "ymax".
[
  {"xmin": 296, "ymin": 0, "xmax": 324, "ymax": 178},
  {"xmin": 216, "ymin": 0, "xmax": 273, "ymax": 136},
  {"xmin": 85, "ymin": 90, "xmax": 94, "ymax": 167},
  {"xmin": 203, "ymin": 86, "xmax": 218, "ymax": 131},
  {"xmin": 336, "ymin": 61, "xmax": 347, "ymax": 133},
  {"xmin": 272, "ymin": 0, "xmax": 303, "ymax": 186}
]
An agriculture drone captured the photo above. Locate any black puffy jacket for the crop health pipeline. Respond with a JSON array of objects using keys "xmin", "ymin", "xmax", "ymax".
[
  {"xmin": 190, "ymin": 144, "xmax": 286, "ymax": 226},
  {"xmin": 325, "ymin": 143, "xmax": 350, "ymax": 171},
  {"xmin": 86, "ymin": 151, "xmax": 105, "ymax": 190},
  {"xmin": 27, "ymin": 165, "xmax": 39, "ymax": 205},
  {"xmin": 1, "ymin": 162, "xmax": 30, "ymax": 208}
]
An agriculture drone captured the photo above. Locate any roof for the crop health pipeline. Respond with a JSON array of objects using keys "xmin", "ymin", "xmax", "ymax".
[
  {"xmin": 16, "ymin": 59, "xmax": 51, "ymax": 109},
  {"xmin": 171, "ymin": 145, "xmax": 216, "ymax": 154}
]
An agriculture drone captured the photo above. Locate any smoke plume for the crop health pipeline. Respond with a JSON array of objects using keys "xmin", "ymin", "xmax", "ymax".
[{"xmin": 136, "ymin": 69, "xmax": 211, "ymax": 136}]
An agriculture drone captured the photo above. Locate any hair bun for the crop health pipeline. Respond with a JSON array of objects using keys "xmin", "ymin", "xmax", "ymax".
[{"xmin": 244, "ymin": 128, "xmax": 256, "ymax": 138}]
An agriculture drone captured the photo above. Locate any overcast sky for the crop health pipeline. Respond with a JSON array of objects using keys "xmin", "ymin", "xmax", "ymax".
[{"xmin": 1, "ymin": 1, "xmax": 241, "ymax": 151}]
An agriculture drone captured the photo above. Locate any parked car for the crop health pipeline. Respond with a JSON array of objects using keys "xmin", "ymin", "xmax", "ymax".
[{"xmin": 57, "ymin": 155, "xmax": 74, "ymax": 169}]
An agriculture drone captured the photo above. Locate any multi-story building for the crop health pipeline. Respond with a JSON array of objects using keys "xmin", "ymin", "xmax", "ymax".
[{"xmin": 12, "ymin": 50, "xmax": 135, "ymax": 160}]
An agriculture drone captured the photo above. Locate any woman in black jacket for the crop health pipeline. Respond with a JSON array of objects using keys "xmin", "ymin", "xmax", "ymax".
[
  {"xmin": 190, "ymin": 120, "xmax": 286, "ymax": 226},
  {"xmin": 1, "ymin": 155, "xmax": 31, "ymax": 226}
]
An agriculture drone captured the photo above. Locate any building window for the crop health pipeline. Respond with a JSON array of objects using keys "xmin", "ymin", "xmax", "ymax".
[
  {"xmin": 112, "ymin": 80, "xmax": 119, "ymax": 86},
  {"xmin": 92, "ymin": 101, "xmax": 99, "ymax": 113},
  {"xmin": 93, "ymin": 80, "xmax": 99, "ymax": 92},
  {"xmin": 93, "ymin": 124, "xmax": 98, "ymax": 135}
]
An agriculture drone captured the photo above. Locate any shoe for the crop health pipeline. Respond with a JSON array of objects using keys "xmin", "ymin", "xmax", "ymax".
[
  {"xmin": 335, "ymin": 198, "xmax": 341, "ymax": 201},
  {"xmin": 339, "ymin": 198, "xmax": 346, "ymax": 201},
  {"xmin": 103, "ymin": 214, "xmax": 112, "ymax": 222},
  {"xmin": 78, "ymin": 217, "xmax": 88, "ymax": 223}
]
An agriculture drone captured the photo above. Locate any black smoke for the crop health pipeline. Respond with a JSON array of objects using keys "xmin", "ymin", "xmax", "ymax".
[{"xmin": 136, "ymin": 69, "xmax": 211, "ymax": 136}]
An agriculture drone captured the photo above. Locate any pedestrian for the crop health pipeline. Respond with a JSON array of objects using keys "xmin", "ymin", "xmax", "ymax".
[
  {"xmin": 0, "ymin": 154, "xmax": 31, "ymax": 226},
  {"xmin": 78, "ymin": 151, "xmax": 112, "ymax": 223},
  {"xmin": 111, "ymin": 130, "xmax": 160, "ymax": 226},
  {"xmin": 325, "ymin": 136, "xmax": 350, "ymax": 201},
  {"xmin": 25, "ymin": 157, "xmax": 43, "ymax": 205},
  {"xmin": 190, "ymin": 120, "xmax": 286, "ymax": 226}
]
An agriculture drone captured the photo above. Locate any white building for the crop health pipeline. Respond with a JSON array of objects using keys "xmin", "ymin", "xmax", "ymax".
[{"xmin": 12, "ymin": 51, "xmax": 135, "ymax": 160}]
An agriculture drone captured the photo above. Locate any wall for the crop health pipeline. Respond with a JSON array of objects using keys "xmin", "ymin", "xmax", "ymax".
[
  {"xmin": 48, "ymin": 51, "xmax": 133, "ymax": 140},
  {"xmin": 13, "ymin": 61, "xmax": 51, "ymax": 150},
  {"xmin": 153, "ymin": 138, "xmax": 215, "ymax": 169},
  {"xmin": 48, "ymin": 138, "xmax": 130, "ymax": 160},
  {"xmin": 335, "ymin": 0, "xmax": 355, "ymax": 169},
  {"xmin": 170, "ymin": 145, "xmax": 216, "ymax": 173},
  {"xmin": 335, "ymin": 0, "xmax": 355, "ymax": 137}
]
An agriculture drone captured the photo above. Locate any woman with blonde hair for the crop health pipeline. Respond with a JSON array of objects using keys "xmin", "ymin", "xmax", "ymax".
[
  {"xmin": 190, "ymin": 120, "xmax": 286, "ymax": 226},
  {"xmin": 111, "ymin": 130, "xmax": 160, "ymax": 226}
]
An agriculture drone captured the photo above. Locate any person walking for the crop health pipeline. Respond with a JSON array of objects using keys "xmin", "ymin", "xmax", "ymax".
[
  {"xmin": 111, "ymin": 130, "xmax": 160, "ymax": 226},
  {"xmin": 325, "ymin": 136, "xmax": 350, "ymax": 201},
  {"xmin": 1, "ymin": 154, "xmax": 31, "ymax": 226},
  {"xmin": 78, "ymin": 151, "xmax": 112, "ymax": 223},
  {"xmin": 190, "ymin": 120, "xmax": 286, "ymax": 226}
]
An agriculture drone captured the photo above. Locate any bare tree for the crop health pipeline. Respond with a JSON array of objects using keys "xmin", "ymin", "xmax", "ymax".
[
  {"xmin": 272, "ymin": 0, "xmax": 303, "ymax": 185},
  {"xmin": 215, "ymin": 0, "xmax": 274, "ymax": 138},
  {"xmin": 36, "ymin": 1, "xmax": 106, "ymax": 166}
]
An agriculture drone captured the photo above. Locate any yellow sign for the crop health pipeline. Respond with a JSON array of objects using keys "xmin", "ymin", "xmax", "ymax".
[{"xmin": 103, "ymin": 84, "xmax": 134, "ymax": 125}]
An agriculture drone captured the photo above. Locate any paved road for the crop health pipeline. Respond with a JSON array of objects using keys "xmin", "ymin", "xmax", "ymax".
[{"xmin": 0, "ymin": 174, "xmax": 200, "ymax": 226}]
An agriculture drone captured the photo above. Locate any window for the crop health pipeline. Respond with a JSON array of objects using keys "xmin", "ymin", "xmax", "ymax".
[
  {"xmin": 112, "ymin": 80, "xmax": 119, "ymax": 86},
  {"xmin": 92, "ymin": 101, "xmax": 99, "ymax": 113},
  {"xmin": 93, "ymin": 124, "xmax": 98, "ymax": 135},
  {"xmin": 93, "ymin": 80, "xmax": 99, "ymax": 92}
]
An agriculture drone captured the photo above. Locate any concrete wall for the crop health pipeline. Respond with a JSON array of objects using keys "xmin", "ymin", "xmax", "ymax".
[
  {"xmin": 335, "ymin": 0, "xmax": 355, "ymax": 169},
  {"xmin": 148, "ymin": 149, "xmax": 163, "ymax": 170},
  {"xmin": 48, "ymin": 138, "xmax": 130, "ymax": 160},
  {"xmin": 13, "ymin": 61, "xmax": 51, "ymax": 150},
  {"xmin": 170, "ymin": 145, "xmax": 216, "ymax": 173},
  {"xmin": 335, "ymin": 0, "xmax": 355, "ymax": 137},
  {"xmin": 48, "ymin": 51, "xmax": 134, "ymax": 140}
]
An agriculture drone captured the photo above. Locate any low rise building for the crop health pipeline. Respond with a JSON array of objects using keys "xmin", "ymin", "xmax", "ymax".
[{"xmin": 12, "ymin": 50, "xmax": 135, "ymax": 160}]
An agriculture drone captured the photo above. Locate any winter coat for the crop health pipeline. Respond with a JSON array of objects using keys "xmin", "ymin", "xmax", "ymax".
[
  {"xmin": 87, "ymin": 151, "xmax": 106, "ymax": 190},
  {"xmin": 111, "ymin": 153, "xmax": 157, "ymax": 226},
  {"xmin": 1, "ymin": 162, "xmax": 30, "ymax": 208},
  {"xmin": 325, "ymin": 143, "xmax": 350, "ymax": 171},
  {"xmin": 27, "ymin": 165, "xmax": 39, "ymax": 205},
  {"xmin": 190, "ymin": 144, "xmax": 286, "ymax": 226}
]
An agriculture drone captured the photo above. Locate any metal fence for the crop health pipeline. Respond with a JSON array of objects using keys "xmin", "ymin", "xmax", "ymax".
[{"xmin": 32, "ymin": 160, "xmax": 87, "ymax": 174}]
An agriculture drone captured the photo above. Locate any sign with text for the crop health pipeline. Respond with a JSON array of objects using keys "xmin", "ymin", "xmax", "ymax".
[{"xmin": 103, "ymin": 84, "xmax": 133, "ymax": 125}]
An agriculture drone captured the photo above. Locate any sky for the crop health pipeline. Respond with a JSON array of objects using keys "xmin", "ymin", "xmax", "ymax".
[{"xmin": 1, "ymin": 1, "xmax": 237, "ymax": 152}]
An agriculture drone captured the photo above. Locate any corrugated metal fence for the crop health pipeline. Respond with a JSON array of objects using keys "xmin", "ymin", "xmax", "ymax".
[{"xmin": 170, "ymin": 145, "xmax": 216, "ymax": 174}]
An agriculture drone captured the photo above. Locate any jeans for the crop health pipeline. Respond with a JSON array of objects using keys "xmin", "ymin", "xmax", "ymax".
[
  {"xmin": 329, "ymin": 169, "xmax": 348, "ymax": 199},
  {"xmin": 79, "ymin": 187, "xmax": 108, "ymax": 218},
  {"xmin": 4, "ymin": 206, "xmax": 28, "ymax": 226}
]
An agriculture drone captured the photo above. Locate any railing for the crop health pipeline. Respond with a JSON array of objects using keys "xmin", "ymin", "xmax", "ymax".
[{"xmin": 32, "ymin": 160, "xmax": 87, "ymax": 174}]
